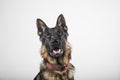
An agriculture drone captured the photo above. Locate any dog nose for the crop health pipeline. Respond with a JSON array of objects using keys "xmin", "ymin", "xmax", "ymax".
[
  {"xmin": 52, "ymin": 39, "xmax": 59, "ymax": 44},
  {"xmin": 51, "ymin": 35, "xmax": 59, "ymax": 44},
  {"xmin": 54, "ymin": 39, "xmax": 59, "ymax": 43}
]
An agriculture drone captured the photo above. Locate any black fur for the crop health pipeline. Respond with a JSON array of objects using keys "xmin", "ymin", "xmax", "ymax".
[
  {"xmin": 37, "ymin": 14, "xmax": 68, "ymax": 58},
  {"xmin": 34, "ymin": 14, "xmax": 74, "ymax": 80}
]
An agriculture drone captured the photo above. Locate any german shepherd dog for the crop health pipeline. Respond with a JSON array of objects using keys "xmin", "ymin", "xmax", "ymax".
[{"xmin": 34, "ymin": 14, "xmax": 75, "ymax": 80}]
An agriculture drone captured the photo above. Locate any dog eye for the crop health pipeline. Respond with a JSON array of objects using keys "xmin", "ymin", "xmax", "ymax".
[
  {"xmin": 46, "ymin": 32, "xmax": 51, "ymax": 38},
  {"xmin": 57, "ymin": 31, "xmax": 62, "ymax": 36},
  {"xmin": 46, "ymin": 34, "xmax": 51, "ymax": 38},
  {"xmin": 46, "ymin": 35, "xmax": 50, "ymax": 38}
]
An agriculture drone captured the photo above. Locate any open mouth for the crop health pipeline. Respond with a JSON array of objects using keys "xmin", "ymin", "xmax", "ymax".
[
  {"xmin": 52, "ymin": 47, "xmax": 63, "ymax": 54},
  {"xmin": 53, "ymin": 48, "xmax": 61, "ymax": 54},
  {"xmin": 49, "ymin": 47, "xmax": 64, "ymax": 57}
]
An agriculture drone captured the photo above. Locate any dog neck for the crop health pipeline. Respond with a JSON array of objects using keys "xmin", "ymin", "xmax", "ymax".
[{"xmin": 45, "ymin": 62, "xmax": 68, "ymax": 71}]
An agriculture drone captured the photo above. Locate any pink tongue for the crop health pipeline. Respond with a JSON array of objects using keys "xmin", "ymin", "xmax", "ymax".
[{"xmin": 53, "ymin": 49, "xmax": 61, "ymax": 54}]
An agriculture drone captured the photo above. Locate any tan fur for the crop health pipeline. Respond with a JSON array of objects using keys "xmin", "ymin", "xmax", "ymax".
[
  {"xmin": 41, "ymin": 45, "xmax": 57, "ymax": 64},
  {"xmin": 35, "ymin": 14, "xmax": 75, "ymax": 80},
  {"xmin": 40, "ymin": 62, "xmax": 75, "ymax": 80},
  {"xmin": 40, "ymin": 41, "xmax": 72, "ymax": 65},
  {"xmin": 39, "ymin": 41, "xmax": 75, "ymax": 80}
]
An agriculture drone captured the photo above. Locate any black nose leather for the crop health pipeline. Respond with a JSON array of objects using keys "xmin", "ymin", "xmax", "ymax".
[{"xmin": 52, "ymin": 39, "xmax": 59, "ymax": 44}]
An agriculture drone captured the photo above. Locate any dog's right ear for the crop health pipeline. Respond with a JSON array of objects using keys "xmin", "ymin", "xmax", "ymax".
[{"xmin": 36, "ymin": 19, "xmax": 47, "ymax": 36}]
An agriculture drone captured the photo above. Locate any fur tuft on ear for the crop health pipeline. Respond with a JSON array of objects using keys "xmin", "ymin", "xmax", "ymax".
[
  {"xmin": 36, "ymin": 19, "xmax": 47, "ymax": 36},
  {"xmin": 56, "ymin": 14, "xmax": 68, "ymax": 32}
]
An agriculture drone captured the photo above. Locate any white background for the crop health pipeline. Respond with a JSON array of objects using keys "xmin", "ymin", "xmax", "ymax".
[{"xmin": 0, "ymin": 0, "xmax": 120, "ymax": 80}]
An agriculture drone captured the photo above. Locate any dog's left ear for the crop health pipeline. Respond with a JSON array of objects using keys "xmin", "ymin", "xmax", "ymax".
[{"xmin": 56, "ymin": 14, "xmax": 68, "ymax": 33}]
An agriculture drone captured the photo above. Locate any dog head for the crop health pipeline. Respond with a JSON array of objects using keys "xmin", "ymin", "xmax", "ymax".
[{"xmin": 36, "ymin": 14, "xmax": 69, "ymax": 58}]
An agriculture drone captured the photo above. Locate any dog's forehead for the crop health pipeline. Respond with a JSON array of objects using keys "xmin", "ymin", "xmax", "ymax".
[{"xmin": 47, "ymin": 27, "xmax": 61, "ymax": 33}]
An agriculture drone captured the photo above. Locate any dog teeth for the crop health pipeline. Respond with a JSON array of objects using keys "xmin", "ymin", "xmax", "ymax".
[{"xmin": 53, "ymin": 49, "xmax": 61, "ymax": 54}]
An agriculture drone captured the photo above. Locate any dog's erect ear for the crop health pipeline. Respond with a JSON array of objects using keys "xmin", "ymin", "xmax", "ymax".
[
  {"xmin": 36, "ymin": 19, "xmax": 47, "ymax": 36},
  {"xmin": 56, "ymin": 14, "xmax": 68, "ymax": 32}
]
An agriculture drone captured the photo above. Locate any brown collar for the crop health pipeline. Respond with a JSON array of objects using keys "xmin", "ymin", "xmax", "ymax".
[{"xmin": 46, "ymin": 62, "xmax": 68, "ymax": 71}]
